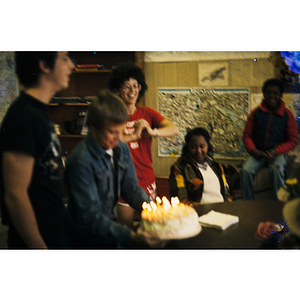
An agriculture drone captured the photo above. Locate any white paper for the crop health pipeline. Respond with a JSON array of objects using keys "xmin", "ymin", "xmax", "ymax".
[{"xmin": 198, "ymin": 210, "xmax": 239, "ymax": 230}]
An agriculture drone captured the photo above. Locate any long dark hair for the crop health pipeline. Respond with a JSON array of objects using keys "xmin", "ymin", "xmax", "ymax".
[{"xmin": 181, "ymin": 127, "xmax": 213, "ymax": 158}]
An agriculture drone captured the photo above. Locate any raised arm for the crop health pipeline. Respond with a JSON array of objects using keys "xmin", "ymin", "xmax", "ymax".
[
  {"xmin": 153, "ymin": 119, "xmax": 179, "ymax": 137},
  {"xmin": 138, "ymin": 118, "xmax": 179, "ymax": 138},
  {"xmin": 121, "ymin": 118, "xmax": 179, "ymax": 143},
  {"xmin": 2, "ymin": 151, "xmax": 47, "ymax": 249}
]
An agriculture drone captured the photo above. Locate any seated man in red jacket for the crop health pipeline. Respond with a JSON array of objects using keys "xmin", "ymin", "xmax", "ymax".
[{"xmin": 240, "ymin": 78, "xmax": 298, "ymax": 200}]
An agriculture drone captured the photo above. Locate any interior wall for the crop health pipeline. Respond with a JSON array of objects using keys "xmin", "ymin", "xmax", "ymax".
[{"xmin": 143, "ymin": 51, "xmax": 276, "ymax": 177}]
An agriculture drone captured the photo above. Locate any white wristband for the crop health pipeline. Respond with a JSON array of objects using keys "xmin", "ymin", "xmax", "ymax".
[{"xmin": 155, "ymin": 128, "xmax": 159, "ymax": 137}]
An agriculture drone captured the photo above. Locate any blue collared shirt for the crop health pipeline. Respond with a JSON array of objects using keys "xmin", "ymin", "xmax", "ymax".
[{"xmin": 65, "ymin": 132, "xmax": 150, "ymax": 248}]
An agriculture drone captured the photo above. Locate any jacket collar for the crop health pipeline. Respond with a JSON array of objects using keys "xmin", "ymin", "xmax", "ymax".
[
  {"xmin": 260, "ymin": 98, "xmax": 285, "ymax": 116},
  {"xmin": 180, "ymin": 153, "xmax": 213, "ymax": 167}
]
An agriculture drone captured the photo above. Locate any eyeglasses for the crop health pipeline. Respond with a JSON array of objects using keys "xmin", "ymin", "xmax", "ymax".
[{"xmin": 122, "ymin": 83, "xmax": 141, "ymax": 92}]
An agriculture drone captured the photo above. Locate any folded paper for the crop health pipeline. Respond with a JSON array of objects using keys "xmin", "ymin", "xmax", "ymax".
[{"xmin": 198, "ymin": 210, "xmax": 239, "ymax": 230}]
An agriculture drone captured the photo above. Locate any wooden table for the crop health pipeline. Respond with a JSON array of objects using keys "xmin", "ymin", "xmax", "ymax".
[{"xmin": 165, "ymin": 200, "xmax": 285, "ymax": 249}]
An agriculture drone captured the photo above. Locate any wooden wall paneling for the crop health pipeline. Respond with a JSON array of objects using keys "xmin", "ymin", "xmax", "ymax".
[
  {"xmin": 252, "ymin": 59, "xmax": 276, "ymax": 88},
  {"xmin": 230, "ymin": 59, "xmax": 275, "ymax": 89},
  {"xmin": 145, "ymin": 62, "xmax": 182, "ymax": 177},
  {"xmin": 135, "ymin": 52, "xmax": 145, "ymax": 106},
  {"xmin": 144, "ymin": 62, "xmax": 156, "ymax": 109},
  {"xmin": 176, "ymin": 62, "xmax": 198, "ymax": 86},
  {"xmin": 134, "ymin": 52, "xmax": 144, "ymax": 71},
  {"xmin": 230, "ymin": 60, "xmax": 254, "ymax": 87},
  {"xmin": 156, "ymin": 62, "xmax": 179, "ymax": 87}
]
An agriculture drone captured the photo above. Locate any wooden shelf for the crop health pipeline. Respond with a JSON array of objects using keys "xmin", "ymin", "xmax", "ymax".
[
  {"xmin": 58, "ymin": 134, "xmax": 86, "ymax": 138},
  {"xmin": 49, "ymin": 103, "xmax": 90, "ymax": 106},
  {"xmin": 49, "ymin": 51, "xmax": 138, "ymax": 156},
  {"xmin": 73, "ymin": 69, "xmax": 111, "ymax": 73}
]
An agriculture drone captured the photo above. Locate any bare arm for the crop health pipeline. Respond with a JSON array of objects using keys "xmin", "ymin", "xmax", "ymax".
[
  {"xmin": 121, "ymin": 118, "xmax": 179, "ymax": 143},
  {"xmin": 2, "ymin": 151, "xmax": 47, "ymax": 249},
  {"xmin": 134, "ymin": 118, "xmax": 179, "ymax": 138},
  {"xmin": 152, "ymin": 119, "xmax": 179, "ymax": 137}
]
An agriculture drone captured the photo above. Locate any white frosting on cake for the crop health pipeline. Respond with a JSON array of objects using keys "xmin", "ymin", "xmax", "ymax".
[{"xmin": 138, "ymin": 202, "xmax": 202, "ymax": 239}]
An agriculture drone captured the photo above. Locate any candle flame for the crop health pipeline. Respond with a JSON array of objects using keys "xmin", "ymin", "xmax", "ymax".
[
  {"xmin": 162, "ymin": 196, "xmax": 171, "ymax": 210},
  {"xmin": 171, "ymin": 197, "xmax": 180, "ymax": 207},
  {"xmin": 146, "ymin": 203, "xmax": 152, "ymax": 211},
  {"xmin": 162, "ymin": 196, "xmax": 168, "ymax": 201},
  {"xmin": 156, "ymin": 196, "xmax": 162, "ymax": 204},
  {"xmin": 150, "ymin": 201, "xmax": 157, "ymax": 210},
  {"xmin": 142, "ymin": 196, "xmax": 182, "ymax": 216}
]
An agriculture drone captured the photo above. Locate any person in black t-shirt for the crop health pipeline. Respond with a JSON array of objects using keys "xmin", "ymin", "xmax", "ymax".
[{"xmin": 0, "ymin": 52, "xmax": 74, "ymax": 249}]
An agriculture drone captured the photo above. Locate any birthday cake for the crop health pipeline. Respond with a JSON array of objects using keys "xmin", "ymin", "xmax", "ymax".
[{"xmin": 138, "ymin": 197, "xmax": 202, "ymax": 239}]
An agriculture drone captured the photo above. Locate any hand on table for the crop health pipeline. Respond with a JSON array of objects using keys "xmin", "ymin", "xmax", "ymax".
[{"xmin": 255, "ymin": 221, "xmax": 277, "ymax": 240}]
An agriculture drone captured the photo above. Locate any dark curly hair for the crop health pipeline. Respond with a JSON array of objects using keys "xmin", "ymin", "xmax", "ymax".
[
  {"xmin": 181, "ymin": 127, "xmax": 213, "ymax": 158},
  {"xmin": 107, "ymin": 62, "xmax": 148, "ymax": 103},
  {"xmin": 15, "ymin": 51, "xmax": 57, "ymax": 87},
  {"xmin": 262, "ymin": 78, "xmax": 284, "ymax": 96}
]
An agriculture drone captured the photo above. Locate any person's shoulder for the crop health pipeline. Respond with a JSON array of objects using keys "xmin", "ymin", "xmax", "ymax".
[
  {"xmin": 283, "ymin": 105, "xmax": 295, "ymax": 118},
  {"xmin": 117, "ymin": 142, "xmax": 133, "ymax": 161},
  {"xmin": 171, "ymin": 157, "xmax": 181, "ymax": 167},
  {"xmin": 66, "ymin": 139, "xmax": 88, "ymax": 165},
  {"xmin": 251, "ymin": 105, "xmax": 263, "ymax": 115},
  {"xmin": 210, "ymin": 159, "xmax": 222, "ymax": 170},
  {"xmin": 119, "ymin": 140, "xmax": 130, "ymax": 151},
  {"xmin": 4, "ymin": 95, "xmax": 29, "ymax": 115},
  {"xmin": 173, "ymin": 156, "xmax": 192, "ymax": 168},
  {"xmin": 115, "ymin": 141, "xmax": 129, "ymax": 155},
  {"xmin": 8, "ymin": 93, "xmax": 46, "ymax": 120}
]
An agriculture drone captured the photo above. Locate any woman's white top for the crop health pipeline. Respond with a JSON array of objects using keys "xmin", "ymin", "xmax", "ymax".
[{"xmin": 196, "ymin": 162, "xmax": 224, "ymax": 204}]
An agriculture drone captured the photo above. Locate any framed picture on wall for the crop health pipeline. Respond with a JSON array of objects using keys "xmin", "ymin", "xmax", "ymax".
[
  {"xmin": 157, "ymin": 87, "xmax": 249, "ymax": 159},
  {"xmin": 198, "ymin": 62, "xmax": 228, "ymax": 87}
]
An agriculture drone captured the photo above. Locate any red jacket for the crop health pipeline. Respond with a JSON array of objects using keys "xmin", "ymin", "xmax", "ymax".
[{"xmin": 243, "ymin": 99, "xmax": 298, "ymax": 155}]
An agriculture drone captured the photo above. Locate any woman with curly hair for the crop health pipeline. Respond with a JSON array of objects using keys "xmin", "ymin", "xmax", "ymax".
[{"xmin": 108, "ymin": 62, "xmax": 179, "ymax": 229}]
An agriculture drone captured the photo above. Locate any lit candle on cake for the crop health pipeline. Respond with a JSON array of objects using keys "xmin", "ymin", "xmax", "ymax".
[
  {"xmin": 138, "ymin": 195, "xmax": 201, "ymax": 240},
  {"xmin": 162, "ymin": 196, "xmax": 171, "ymax": 211},
  {"xmin": 141, "ymin": 202, "xmax": 149, "ymax": 219},
  {"xmin": 156, "ymin": 196, "xmax": 162, "ymax": 208},
  {"xmin": 150, "ymin": 201, "xmax": 157, "ymax": 211},
  {"xmin": 171, "ymin": 197, "xmax": 180, "ymax": 207}
]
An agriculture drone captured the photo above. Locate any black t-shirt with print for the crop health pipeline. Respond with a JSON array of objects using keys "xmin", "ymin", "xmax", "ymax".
[{"xmin": 0, "ymin": 92, "xmax": 68, "ymax": 248}]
